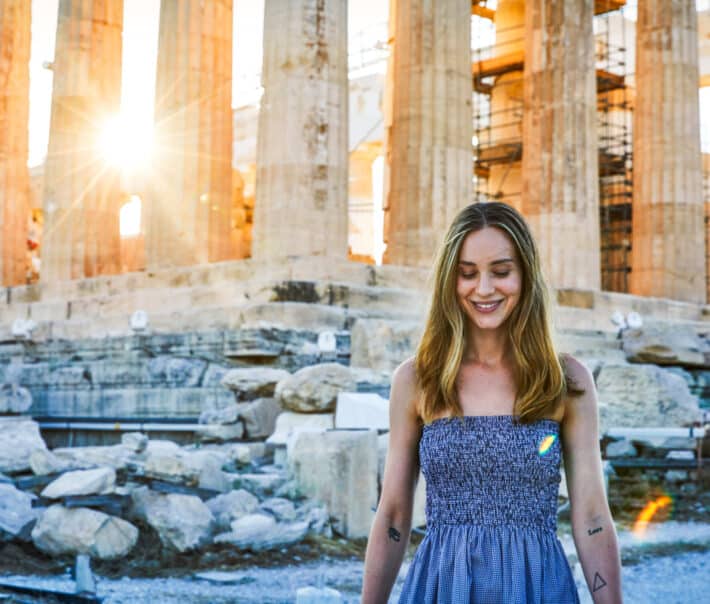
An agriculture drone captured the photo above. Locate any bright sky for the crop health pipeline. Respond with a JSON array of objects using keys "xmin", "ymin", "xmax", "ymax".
[{"xmin": 27, "ymin": 0, "xmax": 709, "ymax": 168}]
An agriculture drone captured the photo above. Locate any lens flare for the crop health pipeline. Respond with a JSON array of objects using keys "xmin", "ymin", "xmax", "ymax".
[
  {"xmin": 99, "ymin": 114, "xmax": 154, "ymax": 171},
  {"xmin": 632, "ymin": 494, "xmax": 674, "ymax": 538},
  {"xmin": 538, "ymin": 434, "xmax": 557, "ymax": 456}
]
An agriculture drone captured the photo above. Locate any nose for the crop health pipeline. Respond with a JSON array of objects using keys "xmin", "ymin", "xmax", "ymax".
[{"xmin": 477, "ymin": 273, "xmax": 495, "ymax": 296}]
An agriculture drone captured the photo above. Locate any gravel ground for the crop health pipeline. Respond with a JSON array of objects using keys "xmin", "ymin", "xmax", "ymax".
[{"xmin": 1, "ymin": 522, "xmax": 709, "ymax": 603}]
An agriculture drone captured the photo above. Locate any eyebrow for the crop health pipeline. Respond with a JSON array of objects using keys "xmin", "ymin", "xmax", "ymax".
[{"xmin": 458, "ymin": 258, "xmax": 514, "ymax": 267}]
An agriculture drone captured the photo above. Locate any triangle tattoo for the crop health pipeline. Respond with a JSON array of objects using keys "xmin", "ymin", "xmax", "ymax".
[{"xmin": 592, "ymin": 572, "xmax": 607, "ymax": 592}]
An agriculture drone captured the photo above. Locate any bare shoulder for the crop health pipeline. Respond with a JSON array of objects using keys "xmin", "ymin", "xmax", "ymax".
[
  {"xmin": 560, "ymin": 353, "xmax": 595, "ymax": 390},
  {"xmin": 390, "ymin": 356, "xmax": 421, "ymax": 421},
  {"xmin": 559, "ymin": 353, "xmax": 599, "ymax": 426}
]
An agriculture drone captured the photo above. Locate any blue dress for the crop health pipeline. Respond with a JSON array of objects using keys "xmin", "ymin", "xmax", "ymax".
[{"xmin": 397, "ymin": 414, "xmax": 580, "ymax": 603}]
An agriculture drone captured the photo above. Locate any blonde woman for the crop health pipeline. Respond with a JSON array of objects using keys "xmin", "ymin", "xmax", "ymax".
[{"xmin": 361, "ymin": 202, "xmax": 622, "ymax": 603}]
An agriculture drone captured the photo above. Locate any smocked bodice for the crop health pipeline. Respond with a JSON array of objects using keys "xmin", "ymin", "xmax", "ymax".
[{"xmin": 419, "ymin": 415, "xmax": 562, "ymax": 533}]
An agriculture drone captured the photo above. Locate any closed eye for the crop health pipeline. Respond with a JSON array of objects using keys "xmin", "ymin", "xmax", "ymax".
[{"xmin": 460, "ymin": 271, "xmax": 510, "ymax": 279}]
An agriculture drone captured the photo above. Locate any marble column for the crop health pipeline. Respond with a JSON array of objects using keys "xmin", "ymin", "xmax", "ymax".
[
  {"xmin": 252, "ymin": 0, "xmax": 348, "ymax": 261},
  {"xmin": 148, "ymin": 0, "xmax": 233, "ymax": 269},
  {"xmin": 631, "ymin": 0, "xmax": 705, "ymax": 303},
  {"xmin": 521, "ymin": 0, "xmax": 600, "ymax": 290},
  {"xmin": 41, "ymin": 0, "xmax": 123, "ymax": 283},
  {"xmin": 383, "ymin": 0, "xmax": 472, "ymax": 267},
  {"xmin": 0, "ymin": 1, "xmax": 31, "ymax": 286}
]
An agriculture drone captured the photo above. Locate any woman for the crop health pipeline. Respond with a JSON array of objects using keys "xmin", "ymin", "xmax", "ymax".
[{"xmin": 361, "ymin": 202, "xmax": 623, "ymax": 603}]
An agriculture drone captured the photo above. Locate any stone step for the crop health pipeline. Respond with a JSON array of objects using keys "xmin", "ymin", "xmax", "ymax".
[{"xmin": 0, "ymin": 279, "xmax": 427, "ymax": 340}]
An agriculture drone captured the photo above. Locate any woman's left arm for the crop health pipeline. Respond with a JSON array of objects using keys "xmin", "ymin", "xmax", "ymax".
[{"xmin": 560, "ymin": 355, "xmax": 623, "ymax": 604}]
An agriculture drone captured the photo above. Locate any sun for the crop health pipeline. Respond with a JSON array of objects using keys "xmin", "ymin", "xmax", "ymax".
[{"xmin": 98, "ymin": 113, "xmax": 154, "ymax": 173}]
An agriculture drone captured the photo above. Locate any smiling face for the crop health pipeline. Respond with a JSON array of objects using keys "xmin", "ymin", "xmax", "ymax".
[{"xmin": 456, "ymin": 226, "xmax": 523, "ymax": 332}]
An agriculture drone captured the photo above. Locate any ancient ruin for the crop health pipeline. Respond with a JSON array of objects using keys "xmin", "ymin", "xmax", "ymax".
[{"xmin": 0, "ymin": 0, "xmax": 709, "ymax": 600}]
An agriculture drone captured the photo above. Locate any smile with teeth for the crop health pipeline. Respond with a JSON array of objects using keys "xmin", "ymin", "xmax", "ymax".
[{"xmin": 471, "ymin": 300, "xmax": 503, "ymax": 312}]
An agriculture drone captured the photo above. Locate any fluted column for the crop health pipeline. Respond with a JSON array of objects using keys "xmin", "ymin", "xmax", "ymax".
[
  {"xmin": 631, "ymin": 0, "xmax": 705, "ymax": 303},
  {"xmin": 0, "ymin": 1, "xmax": 31, "ymax": 286},
  {"xmin": 521, "ymin": 0, "xmax": 600, "ymax": 290},
  {"xmin": 41, "ymin": 0, "xmax": 123, "ymax": 283},
  {"xmin": 252, "ymin": 0, "xmax": 348, "ymax": 261},
  {"xmin": 148, "ymin": 0, "xmax": 233, "ymax": 269},
  {"xmin": 383, "ymin": 0, "xmax": 472, "ymax": 267}
]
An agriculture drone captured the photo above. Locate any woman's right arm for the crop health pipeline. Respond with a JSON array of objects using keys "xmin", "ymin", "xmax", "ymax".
[{"xmin": 361, "ymin": 358, "xmax": 423, "ymax": 603}]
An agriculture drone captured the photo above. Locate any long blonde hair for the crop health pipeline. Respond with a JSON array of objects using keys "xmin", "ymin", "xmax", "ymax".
[{"xmin": 414, "ymin": 202, "xmax": 584, "ymax": 426}]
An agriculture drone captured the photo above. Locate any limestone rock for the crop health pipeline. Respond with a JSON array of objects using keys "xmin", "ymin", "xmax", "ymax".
[
  {"xmin": 51, "ymin": 444, "xmax": 132, "ymax": 471},
  {"xmin": 259, "ymin": 497, "xmax": 297, "ymax": 521},
  {"xmin": 144, "ymin": 448, "xmax": 230, "ymax": 491},
  {"xmin": 276, "ymin": 363, "xmax": 356, "ymax": 413},
  {"xmin": 0, "ymin": 417, "xmax": 47, "ymax": 474},
  {"xmin": 605, "ymin": 439, "xmax": 638, "ymax": 458},
  {"xmin": 236, "ymin": 397, "xmax": 283, "ymax": 439},
  {"xmin": 143, "ymin": 448, "xmax": 201, "ymax": 485},
  {"xmin": 121, "ymin": 432, "xmax": 148, "ymax": 453},
  {"xmin": 226, "ymin": 442, "xmax": 267, "ymax": 466},
  {"xmin": 145, "ymin": 439, "xmax": 181, "ymax": 456},
  {"xmin": 206, "ymin": 489, "xmax": 260, "ymax": 531},
  {"xmin": 196, "ymin": 422, "xmax": 245, "ymax": 443},
  {"xmin": 350, "ymin": 366, "xmax": 392, "ymax": 397},
  {"xmin": 335, "ymin": 392, "xmax": 389, "ymax": 430},
  {"xmin": 131, "ymin": 488, "xmax": 214, "ymax": 552},
  {"xmin": 213, "ymin": 513, "xmax": 274, "ymax": 546},
  {"xmin": 232, "ymin": 472, "xmax": 288, "ymax": 497},
  {"xmin": 290, "ymin": 429, "xmax": 378, "ymax": 538},
  {"xmin": 0, "ymin": 383, "xmax": 32, "ymax": 414},
  {"xmin": 220, "ymin": 367, "xmax": 291, "ymax": 400},
  {"xmin": 29, "ymin": 448, "xmax": 72, "ymax": 476},
  {"xmin": 32, "ymin": 505, "xmax": 138, "ymax": 560},
  {"xmin": 0, "ymin": 483, "xmax": 38, "ymax": 541},
  {"xmin": 350, "ymin": 319, "xmax": 422, "ymax": 372},
  {"xmin": 622, "ymin": 324, "xmax": 709, "ymax": 368},
  {"xmin": 595, "ymin": 363, "xmax": 702, "ymax": 432},
  {"xmin": 266, "ymin": 411, "xmax": 333, "ymax": 448},
  {"xmin": 41, "ymin": 467, "xmax": 116, "ymax": 499},
  {"xmin": 199, "ymin": 403, "xmax": 240, "ymax": 425},
  {"xmin": 214, "ymin": 513, "xmax": 309, "ymax": 551},
  {"xmin": 296, "ymin": 586, "xmax": 343, "ymax": 604}
]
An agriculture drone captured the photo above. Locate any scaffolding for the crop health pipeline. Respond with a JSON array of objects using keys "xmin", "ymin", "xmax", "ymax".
[
  {"xmin": 594, "ymin": 10, "xmax": 633, "ymax": 293},
  {"xmin": 471, "ymin": 1, "xmax": 632, "ymax": 292}
]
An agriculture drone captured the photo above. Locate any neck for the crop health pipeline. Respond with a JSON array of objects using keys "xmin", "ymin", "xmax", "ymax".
[{"xmin": 464, "ymin": 329, "xmax": 511, "ymax": 367}]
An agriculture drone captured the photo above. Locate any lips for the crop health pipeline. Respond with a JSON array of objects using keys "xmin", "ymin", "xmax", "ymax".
[{"xmin": 471, "ymin": 300, "xmax": 503, "ymax": 312}]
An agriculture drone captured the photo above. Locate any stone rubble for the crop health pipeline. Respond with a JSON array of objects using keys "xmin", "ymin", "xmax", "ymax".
[{"xmin": 0, "ymin": 356, "xmax": 705, "ymax": 573}]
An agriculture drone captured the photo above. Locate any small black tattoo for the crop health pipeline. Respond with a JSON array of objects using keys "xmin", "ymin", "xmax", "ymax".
[
  {"xmin": 388, "ymin": 527, "xmax": 401, "ymax": 542},
  {"xmin": 587, "ymin": 526, "xmax": 603, "ymax": 536},
  {"xmin": 592, "ymin": 572, "xmax": 607, "ymax": 592}
]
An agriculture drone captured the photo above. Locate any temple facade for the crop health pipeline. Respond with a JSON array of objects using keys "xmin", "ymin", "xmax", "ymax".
[{"xmin": 2, "ymin": 0, "xmax": 709, "ymax": 306}]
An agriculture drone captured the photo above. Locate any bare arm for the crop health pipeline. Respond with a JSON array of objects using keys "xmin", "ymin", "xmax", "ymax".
[
  {"xmin": 561, "ymin": 355, "xmax": 623, "ymax": 603},
  {"xmin": 361, "ymin": 358, "xmax": 422, "ymax": 603}
]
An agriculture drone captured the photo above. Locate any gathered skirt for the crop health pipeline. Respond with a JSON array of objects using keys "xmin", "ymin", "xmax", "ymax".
[{"xmin": 397, "ymin": 523, "xmax": 580, "ymax": 604}]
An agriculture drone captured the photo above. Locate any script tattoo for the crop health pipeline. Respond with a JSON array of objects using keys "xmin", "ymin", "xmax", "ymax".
[
  {"xmin": 587, "ymin": 526, "xmax": 603, "ymax": 536},
  {"xmin": 592, "ymin": 572, "xmax": 607, "ymax": 592},
  {"xmin": 388, "ymin": 527, "xmax": 401, "ymax": 542}
]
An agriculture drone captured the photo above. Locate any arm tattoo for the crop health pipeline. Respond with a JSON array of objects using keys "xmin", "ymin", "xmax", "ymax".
[
  {"xmin": 388, "ymin": 527, "xmax": 401, "ymax": 542},
  {"xmin": 587, "ymin": 526, "xmax": 603, "ymax": 536},
  {"xmin": 592, "ymin": 572, "xmax": 607, "ymax": 592}
]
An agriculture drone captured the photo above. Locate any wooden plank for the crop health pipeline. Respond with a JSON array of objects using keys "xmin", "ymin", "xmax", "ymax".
[
  {"xmin": 594, "ymin": 0, "xmax": 626, "ymax": 16},
  {"xmin": 471, "ymin": 5, "xmax": 495, "ymax": 20},
  {"xmin": 0, "ymin": 581, "xmax": 102, "ymax": 603},
  {"xmin": 607, "ymin": 458, "xmax": 706, "ymax": 470},
  {"xmin": 472, "ymin": 50, "xmax": 525, "ymax": 80},
  {"xmin": 148, "ymin": 479, "xmax": 222, "ymax": 501}
]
